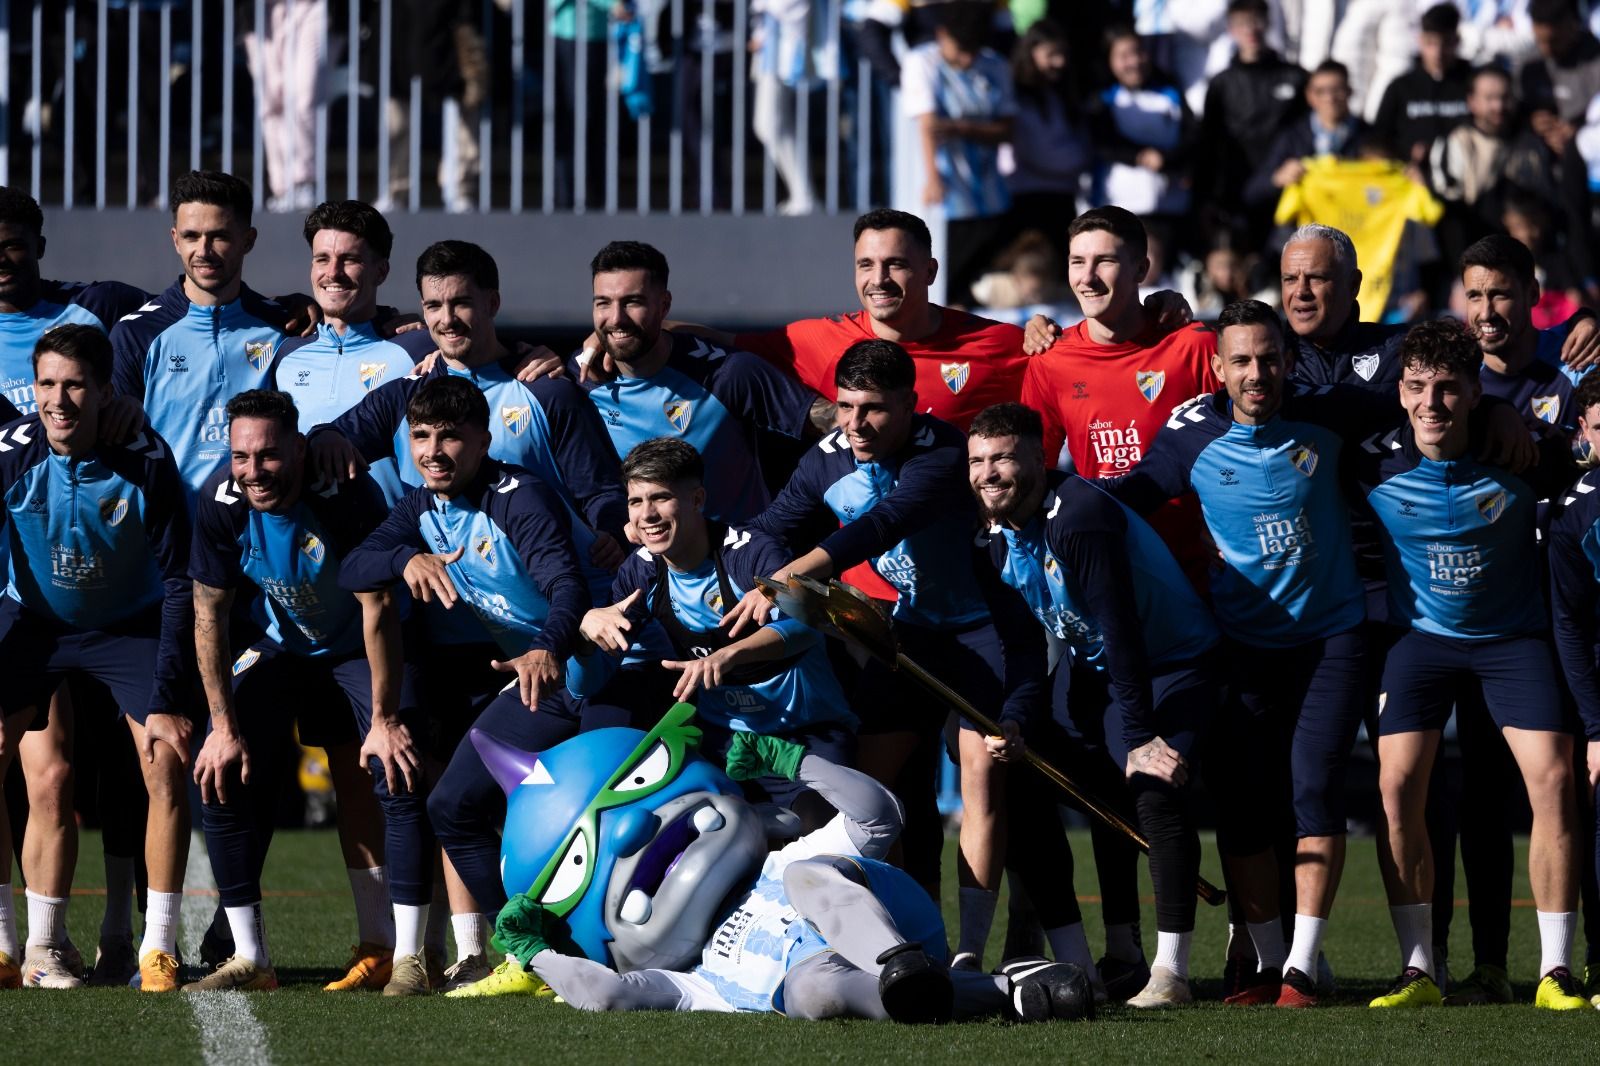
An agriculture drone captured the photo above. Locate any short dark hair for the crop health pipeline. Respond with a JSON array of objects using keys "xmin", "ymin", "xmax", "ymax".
[
  {"xmin": 1216, "ymin": 299, "xmax": 1285, "ymax": 346},
  {"xmin": 935, "ymin": 3, "xmax": 992, "ymax": 53},
  {"xmin": 1311, "ymin": 59, "xmax": 1351, "ymax": 83},
  {"xmin": 1459, "ymin": 233, "xmax": 1536, "ymax": 288},
  {"xmin": 302, "ymin": 200, "xmax": 394, "ymax": 259},
  {"xmin": 852, "ymin": 209, "xmax": 932, "ymax": 257},
  {"xmin": 33, "ymin": 323, "xmax": 113, "ymax": 384},
  {"xmin": 171, "ymin": 170, "xmax": 253, "ymax": 224},
  {"xmin": 969, "ymin": 402, "xmax": 1043, "ymax": 444},
  {"xmin": 1226, "ymin": 0, "xmax": 1269, "ymax": 17},
  {"xmin": 226, "ymin": 389, "xmax": 301, "ymax": 435},
  {"xmin": 1470, "ymin": 64, "xmax": 1512, "ymax": 92},
  {"xmin": 1420, "ymin": 2, "xmax": 1461, "ymax": 35},
  {"xmin": 1103, "ymin": 22, "xmax": 1140, "ymax": 52},
  {"xmin": 1529, "ymin": 0, "xmax": 1579, "ymax": 26},
  {"xmin": 1067, "ymin": 206, "xmax": 1148, "ymax": 262},
  {"xmin": 407, "ymin": 376, "xmax": 490, "ymax": 430},
  {"xmin": 0, "ymin": 186, "xmax": 44, "ymax": 236},
  {"xmin": 1573, "ymin": 369, "xmax": 1600, "ymax": 421},
  {"xmin": 621, "ymin": 437, "xmax": 703, "ymax": 487},
  {"xmin": 415, "ymin": 240, "xmax": 499, "ymax": 293},
  {"xmin": 1400, "ymin": 318, "xmax": 1481, "ymax": 380},
  {"xmin": 835, "ymin": 338, "xmax": 916, "ymax": 393},
  {"xmin": 590, "ymin": 241, "xmax": 670, "ymax": 288}
]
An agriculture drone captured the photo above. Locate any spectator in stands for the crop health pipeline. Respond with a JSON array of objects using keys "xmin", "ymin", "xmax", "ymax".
[
  {"xmin": 1199, "ymin": 0, "xmax": 1308, "ymax": 246},
  {"xmin": 247, "ymin": 0, "xmax": 326, "ymax": 213},
  {"xmin": 1129, "ymin": 0, "xmax": 1230, "ymax": 114},
  {"xmin": 1180, "ymin": 232, "xmax": 1258, "ymax": 318},
  {"xmin": 1372, "ymin": 3, "xmax": 1474, "ymax": 168},
  {"xmin": 752, "ymin": 0, "xmax": 820, "ymax": 215},
  {"xmin": 1006, "ymin": 19, "xmax": 1094, "ymax": 265},
  {"xmin": 901, "ymin": 4, "xmax": 1017, "ymax": 307},
  {"xmin": 1244, "ymin": 60, "xmax": 1368, "ymax": 212},
  {"xmin": 970, "ymin": 230, "xmax": 1075, "ymax": 314},
  {"xmin": 1523, "ymin": 0, "xmax": 1600, "ymax": 155},
  {"xmin": 1429, "ymin": 64, "xmax": 1517, "ymax": 219},
  {"xmin": 382, "ymin": 1, "xmax": 483, "ymax": 213},
  {"xmin": 1501, "ymin": 187, "xmax": 1589, "ymax": 327},
  {"xmin": 1089, "ymin": 26, "xmax": 1199, "ymax": 248}
]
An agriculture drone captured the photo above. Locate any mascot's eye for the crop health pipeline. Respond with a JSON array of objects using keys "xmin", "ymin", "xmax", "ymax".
[
  {"xmin": 612, "ymin": 741, "xmax": 671, "ymax": 794},
  {"xmin": 539, "ymin": 832, "xmax": 592, "ymax": 906}
]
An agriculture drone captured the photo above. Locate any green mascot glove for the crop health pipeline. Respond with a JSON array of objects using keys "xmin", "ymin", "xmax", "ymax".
[
  {"xmin": 491, "ymin": 892, "xmax": 554, "ymax": 966},
  {"xmin": 725, "ymin": 732, "xmax": 806, "ymax": 782}
]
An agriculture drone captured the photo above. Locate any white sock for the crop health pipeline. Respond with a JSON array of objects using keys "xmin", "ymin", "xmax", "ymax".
[
  {"xmin": 225, "ymin": 903, "xmax": 270, "ymax": 967},
  {"xmin": 1226, "ymin": 921, "xmax": 1256, "ymax": 961},
  {"xmin": 956, "ymin": 887, "xmax": 998, "ymax": 961},
  {"xmin": 23, "ymin": 889, "xmax": 67, "ymax": 949},
  {"xmin": 452, "ymin": 912, "xmax": 487, "ymax": 961},
  {"xmin": 1285, "ymin": 914, "xmax": 1329, "ymax": 978},
  {"xmin": 1103, "ymin": 922, "xmax": 1143, "ymax": 964},
  {"xmin": 394, "ymin": 904, "xmax": 427, "ymax": 958},
  {"xmin": 1388, "ymin": 904, "xmax": 1433, "ymax": 977},
  {"xmin": 425, "ymin": 884, "xmax": 449, "ymax": 957},
  {"xmin": 0, "ymin": 885, "xmax": 16, "ymax": 958},
  {"xmin": 1153, "ymin": 930, "xmax": 1192, "ymax": 979},
  {"xmin": 1246, "ymin": 919, "xmax": 1287, "ymax": 973},
  {"xmin": 1537, "ymin": 910, "xmax": 1577, "ymax": 977},
  {"xmin": 139, "ymin": 890, "xmax": 181, "ymax": 957},
  {"xmin": 347, "ymin": 867, "xmax": 395, "ymax": 949},
  {"xmin": 1045, "ymin": 923, "xmax": 1101, "ymax": 985},
  {"xmin": 102, "ymin": 856, "xmax": 136, "ymax": 940}
]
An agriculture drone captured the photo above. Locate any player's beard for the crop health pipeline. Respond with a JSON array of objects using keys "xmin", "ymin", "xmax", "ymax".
[
  {"xmin": 601, "ymin": 323, "xmax": 657, "ymax": 364},
  {"xmin": 978, "ymin": 467, "xmax": 1040, "ymax": 525}
]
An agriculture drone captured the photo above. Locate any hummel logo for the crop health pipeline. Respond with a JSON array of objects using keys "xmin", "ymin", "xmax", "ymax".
[
  {"xmin": 0, "ymin": 422, "xmax": 33, "ymax": 451},
  {"xmin": 1218, "ymin": 468, "xmax": 1239, "ymax": 486},
  {"xmin": 168, "ymin": 352, "xmax": 188, "ymax": 373},
  {"xmin": 1072, "ymin": 382, "xmax": 1089, "ymax": 399}
]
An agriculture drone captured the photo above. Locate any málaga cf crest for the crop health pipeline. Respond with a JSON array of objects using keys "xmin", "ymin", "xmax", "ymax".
[
  {"xmin": 1135, "ymin": 370, "xmax": 1165, "ymax": 403},
  {"xmin": 100, "ymin": 496, "xmax": 129, "ymax": 527},
  {"xmin": 941, "ymin": 362, "xmax": 970, "ymax": 395},
  {"xmin": 245, "ymin": 341, "xmax": 273, "ymax": 372},
  {"xmin": 1531, "ymin": 395, "xmax": 1561, "ymax": 425},
  {"xmin": 664, "ymin": 399, "xmax": 693, "ymax": 433},
  {"xmin": 475, "ymin": 536, "xmax": 496, "ymax": 564},
  {"xmin": 1477, "ymin": 490, "xmax": 1507, "ymax": 524},
  {"xmin": 300, "ymin": 533, "xmax": 325, "ymax": 564},
  {"xmin": 502, "ymin": 405, "xmax": 531, "ymax": 436},
  {"xmin": 1290, "ymin": 443, "xmax": 1318, "ymax": 477},
  {"xmin": 360, "ymin": 362, "xmax": 387, "ymax": 391}
]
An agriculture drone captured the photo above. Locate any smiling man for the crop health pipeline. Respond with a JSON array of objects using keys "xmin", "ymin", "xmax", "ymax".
[
  {"xmin": 1351, "ymin": 318, "xmax": 1586, "ymax": 1011},
  {"xmin": 0, "ymin": 325, "xmax": 189, "ymax": 993},
  {"xmin": 569, "ymin": 242, "xmax": 822, "ymax": 524},
  {"xmin": 723, "ymin": 339, "xmax": 1008, "ymax": 968},
  {"xmin": 566, "ymin": 437, "xmax": 856, "ymax": 825},
  {"xmin": 270, "ymin": 201, "xmax": 434, "ymax": 505},
  {"xmin": 340, "ymin": 376, "xmax": 605, "ymax": 994},
  {"xmin": 110, "ymin": 171, "xmax": 291, "ymax": 502},
  {"xmin": 1020, "ymin": 207, "xmax": 1218, "ymax": 590},
  {"xmin": 185, "ymin": 389, "xmax": 437, "ymax": 996},
  {"xmin": 967, "ymin": 402, "xmax": 1221, "ymax": 1007}
]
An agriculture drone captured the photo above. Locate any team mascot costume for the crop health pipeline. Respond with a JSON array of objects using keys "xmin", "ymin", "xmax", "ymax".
[{"xmin": 472, "ymin": 702, "xmax": 1095, "ymax": 1022}]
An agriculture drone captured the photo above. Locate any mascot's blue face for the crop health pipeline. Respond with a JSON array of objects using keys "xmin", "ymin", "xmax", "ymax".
[{"xmin": 474, "ymin": 703, "xmax": 768, "ymax": 973}]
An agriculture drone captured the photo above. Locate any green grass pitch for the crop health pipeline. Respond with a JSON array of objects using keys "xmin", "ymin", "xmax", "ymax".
[{"xmin": 3, "ymin": 829, "xmax": 1597, "ymax": 1063}]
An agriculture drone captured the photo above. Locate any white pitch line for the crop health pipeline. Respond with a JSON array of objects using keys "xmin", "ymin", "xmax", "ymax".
[{"xmin": 181, "ymin": 829, "xmax": 273, "ymax": 1066}]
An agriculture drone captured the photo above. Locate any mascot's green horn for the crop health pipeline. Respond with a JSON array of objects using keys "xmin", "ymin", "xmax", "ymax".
[{"xmin": 470, "ymin": 728, "xmax": 545, "ymax": 796}]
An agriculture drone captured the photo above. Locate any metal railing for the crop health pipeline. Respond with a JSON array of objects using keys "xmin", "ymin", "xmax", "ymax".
[{"xmin": 3, "ymin": 0, "xmax": 894, "ymax": 215}]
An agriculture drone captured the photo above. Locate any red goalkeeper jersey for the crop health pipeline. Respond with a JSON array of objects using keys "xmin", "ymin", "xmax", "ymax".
[
  {"xmin": 1022, "ymin": 320, "xmax": 1220, "ymax": 589},
  {"xmin": 735, "ymin": 308, "xmax": 1028, "ymax": 431}
]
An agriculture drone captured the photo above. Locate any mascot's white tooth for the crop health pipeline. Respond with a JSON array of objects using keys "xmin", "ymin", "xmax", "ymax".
[
  {"xmin": 620, "ymin": 889, "xmax": 653, "ymax": 924},
  {"xmin": 692, "ymin": 806, "xmax": 725, "ymax": 833}
]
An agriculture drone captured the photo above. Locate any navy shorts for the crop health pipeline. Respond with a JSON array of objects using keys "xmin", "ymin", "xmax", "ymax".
[
  {"xmin": 1057, "ymin": 655, "xmax": 1219, "ymax": 770},
  {"xmin": 228, "ymin": 641, "xmax": 423, "ymax": 749},
  {"xmin": 1211, "ymin": 628, "xmax": 1367, "ymax": 848},
  {"xmin": 0, "ymin": 598, "xmax": 169, "ymax": 728},
  {"xmin": 1378, "ymin": 630, "xmax": 1570, "ymax": 736},
  {"xmin": 856, "ymin": 621, "xmax": 1003, "ymax": 735}
]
